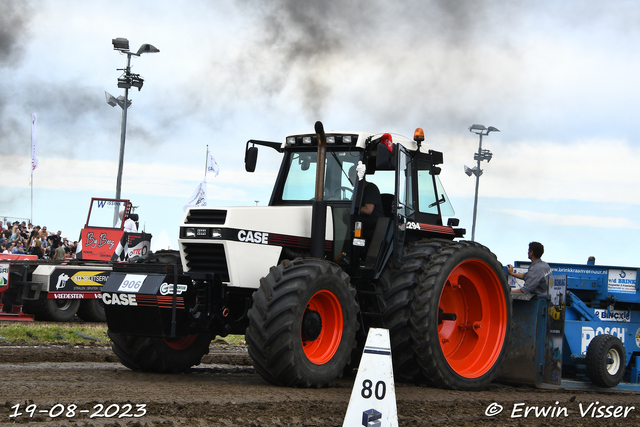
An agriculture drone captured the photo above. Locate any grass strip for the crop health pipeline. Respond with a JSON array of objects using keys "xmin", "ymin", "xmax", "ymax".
[
  {"xmin": 0, "ymin": 323, "xmax": 109, "ymax": 343},
  {"xmin": 0, "ymin": 322, "xmax": 245, "ymax": 345}
]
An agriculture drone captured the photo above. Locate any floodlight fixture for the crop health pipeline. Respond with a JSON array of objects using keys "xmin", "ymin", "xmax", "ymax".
[
  {"xmin": 105, "ymin": 92, "xmax": 131, "ymax": 109},
  {"xmin": 117, "ymin": 76, "xmax": 131, "ymax": 89},
  {"xmin": 105, "ymin": 91, "xmax": 118, "ymax": 107},
  {"xmin": 469, "ymin": 124, "xmax": 486, "ymax": 133},
  {"xmin": 464, "ymin": 165, "xmax": 483, "ymax": 177},
  {"xmin": 469, "ymin": 124, "xmax": 500, "ymax": 136},
  {"xmin": 130, "ymin": 74, "xmax": 144, "ymax": 91},
  {"xmin": 466, "ymin": 123, "xmax": 499, "ymax": 241},
  {"xmin": 112, "ymin": 38, "xmax": 129, "ymax": 51},
  {"xmin": 136, "ymin": 43, "xmax": 160, "ymax": 55},
  {"xmin": 474, "ymin": 149, "xmax": 493, "ymax": 163}
]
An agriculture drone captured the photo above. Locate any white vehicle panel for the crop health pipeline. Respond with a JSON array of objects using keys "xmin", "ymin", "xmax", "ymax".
[
  {"xmin": 223, "ymin": 206, "xmax": 333, "ymax": 240},
  {"xmin": 179, "ymin": 205, "xmax": 335, "ymax": 288},
  {"xmin": 225, "ymin": 240, "xmax": 282, "ymax": 289}
]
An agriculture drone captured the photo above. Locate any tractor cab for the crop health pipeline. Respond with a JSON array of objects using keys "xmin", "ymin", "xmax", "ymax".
[
  {"xmin": 245, "ymin": 126, "xmax": 464, "ymax": 279},
  {"xmin": 76, "ymin": 198, "xmax": 152, "ymax": 261}
]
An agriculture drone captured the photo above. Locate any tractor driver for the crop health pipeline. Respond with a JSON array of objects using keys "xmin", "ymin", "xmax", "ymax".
[
  {"xmin": 506, "ymin": 241, "xmax": 551, "ymax": 296},
  {"xmin": 116, "ymin": 210, "xmax": 138, "ymax": 233},
  {"xmin": 348, "ymin": 164, "xmax": 384, "ymax": 237}
]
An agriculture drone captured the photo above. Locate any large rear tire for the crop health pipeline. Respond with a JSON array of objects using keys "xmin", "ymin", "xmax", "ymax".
[
  {"xmin": 586, "ymin": 334, "xmax": 625, "ymax": 388},
  {"xmin": 108, "ymin": 331, "xmax": 213, "ymax": 373},
  {"xmin": 76, "ymin": 299, "xmax": 106, "ymax": 322},
  {"xmin": 410, "ymin": 240, "xmax": 511, "ymax": 390},
  {"xmin": 376, "ymin": 240, "xmax": 442, "ymax": 382},
  {"xmin": 246, "ymin": 258, "xmax": 358, "ymax": 387}
]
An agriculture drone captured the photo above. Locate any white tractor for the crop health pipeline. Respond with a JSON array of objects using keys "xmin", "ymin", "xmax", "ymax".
[{"xmin": 104, "ymin": 122, "xmax": 511, "ymax": 390}]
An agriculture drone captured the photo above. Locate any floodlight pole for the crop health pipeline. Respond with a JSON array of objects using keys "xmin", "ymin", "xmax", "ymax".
[
  {"xmin": 108, "ymin": 38, "xmax": 159, "ymax": 201},
  {"xmin": 115, "ymin": 53, "xmax": 132, "ymax": 201},
  {"xmin": 471, "ymin": 132, "xmax": 484, "ymax": 242},
  {"xmin": 467, "ymin": 124, "xmax": 498, "ymax": 242}
]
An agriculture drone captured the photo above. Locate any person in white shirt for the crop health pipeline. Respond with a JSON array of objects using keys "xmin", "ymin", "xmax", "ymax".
[{"xmin": 116, "ymin": 210, "xmax": 138, "ymax": 232}]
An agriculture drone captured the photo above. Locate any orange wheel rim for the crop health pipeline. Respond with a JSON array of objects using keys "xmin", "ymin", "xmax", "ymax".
[
  {"xmin": 164, "ymin": 334, "xmax": 197, "ymax": 350},
  {"xmin": 438, "ymin": 259, "xmax": 507, "ymax": 378},
  {"xmin": 301, "ymin": 290, "xmax": 343, "ymax": 365}
]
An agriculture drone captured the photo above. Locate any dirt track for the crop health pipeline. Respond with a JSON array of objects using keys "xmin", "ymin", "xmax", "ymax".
[{"xmin": 0, "ymin": 341, "xmax": 638, "ymax": 426}]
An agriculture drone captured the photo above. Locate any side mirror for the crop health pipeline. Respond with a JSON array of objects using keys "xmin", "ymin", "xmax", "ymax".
[
  {"xmin": 375, "ymin": 143, "xmax": 393, "ymax": 170},
  {"xmin": 245, "ymin": 146, "xmax": 258, "ymax": 172}
]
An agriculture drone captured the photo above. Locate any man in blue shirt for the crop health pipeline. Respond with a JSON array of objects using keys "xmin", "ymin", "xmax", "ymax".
[{"xmin": 507, "ymin": 241, "xmax": 551, "ymax": 296}]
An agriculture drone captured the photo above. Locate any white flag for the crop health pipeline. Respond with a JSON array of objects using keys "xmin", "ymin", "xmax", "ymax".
[
  {"xmin": 31, "ymin": 112, "xmax": 39, "ymax": 173},
  {"xmin": 183, "ymin": 177, "xmax": 207, "ymax": 211},
  {"xmin": 206, "ymin": 151, "xmax": 220, "ymax": 176}
]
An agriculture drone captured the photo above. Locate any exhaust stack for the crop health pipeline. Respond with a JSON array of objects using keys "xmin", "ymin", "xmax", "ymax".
[{"xmin": 310, "ymin": 121, "xmax": 327, "ymax": 258}]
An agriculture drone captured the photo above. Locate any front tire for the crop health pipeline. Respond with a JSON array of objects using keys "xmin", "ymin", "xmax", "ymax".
[
  {"xmin": 586, "ymin": 334, "xmax": 625, "ymax": 388},
  {"xmin": 108, "ymin": 331, "xmax": 213, "ymax": 373},
  {"xmin": 410, "ymin": 240, "xmax": 511, "ymax": 390},
  {"xmin": 376, "ymin": 240, "xmax": 442, "ymax": 382},
  {"xmin": 246, "ymin": 258, "xmax": 358, "ymax": 387}
]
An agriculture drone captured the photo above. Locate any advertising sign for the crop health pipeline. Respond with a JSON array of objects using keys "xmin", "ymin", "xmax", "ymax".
[
  {"xmin": 608, "ymin": 269, "xmax": 637, "ymax": 293},
  {"xmin": 47, "ymin": 268, "xmax": 112, "ymax": 293},
  {"xmin": 0, "ymin": 263, "xmax": 9, "ymax": 293}
]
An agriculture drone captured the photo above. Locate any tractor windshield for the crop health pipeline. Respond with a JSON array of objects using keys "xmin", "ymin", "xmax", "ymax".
[
  {"xmin": 282, "ymin": 150, "xmax": 361, "ymax": 201},
  {"xmin": 280, "ymin": 148, "xmax": 454, "ymax": 217}
]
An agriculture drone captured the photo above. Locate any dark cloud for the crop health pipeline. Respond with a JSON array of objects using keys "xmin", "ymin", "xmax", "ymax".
[
  {"xmin": 222, "ymin": 0, "xmax": 529, "ymax": 127},
  {"xmin": 0, "ymin": 1, "xmax": 33, "ymax": 152},
  {"xmin": 219, "ymin": 0, "xmax": 640, "ymax": 140},
  {"xmin": 3, "ymin": 0, "xmax": 640, "ymax": 163},
  {"xmin": 0, "ymin": 0, "xmax": 32, "ymax": 65},
  {"xmin": 0, "ymin": 1, "xmax": 167, "ymax": 159}
]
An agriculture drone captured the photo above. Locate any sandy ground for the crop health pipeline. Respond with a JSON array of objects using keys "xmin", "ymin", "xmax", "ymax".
[{"xmin": 0, "ymin": 341, "xmax": 638, "ymax": 426}]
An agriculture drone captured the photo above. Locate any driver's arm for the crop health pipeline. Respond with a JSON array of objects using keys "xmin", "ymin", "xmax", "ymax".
[{"xmin": 360, "ymin": 203, "xmax": 375, "ymax": 215}]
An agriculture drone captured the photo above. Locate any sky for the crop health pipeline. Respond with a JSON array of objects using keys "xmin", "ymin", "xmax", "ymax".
[{"xmin": 2, "ymin": 0, "xmax": 640, "ymax": 267}]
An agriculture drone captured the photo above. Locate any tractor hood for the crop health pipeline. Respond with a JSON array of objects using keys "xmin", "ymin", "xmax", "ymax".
[{"xmin": 178, "ymin": 206, "xmax": 334, "ymax": 289}]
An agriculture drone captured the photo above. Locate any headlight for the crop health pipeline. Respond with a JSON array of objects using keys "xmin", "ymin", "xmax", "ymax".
[
  {"xmin": 210, "ymin": 229, "xmax": 222, "ymax": 238},
  {"xmin": 185, "ymin": 227, "xmax": 211, "ymax": 238}
]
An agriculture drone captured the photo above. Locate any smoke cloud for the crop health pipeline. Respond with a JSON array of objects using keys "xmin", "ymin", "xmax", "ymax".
[
  {"xmin": 2, "ymin": 1, "xmax": 639, "ymax": 162},
  {"xmin": 0, "ymin": 1, "xmax": 31, "ymax": 65},
  {"xmin": 0, "ymin": 1, "xmax": 33, "ymax": 154},
  {"xmin": 216, "ymin": 0, "xmax": 639, "ymax": 139},
  {"xmin": 221, "ymin": 0, "xmax": 529, "ymax": 129}
]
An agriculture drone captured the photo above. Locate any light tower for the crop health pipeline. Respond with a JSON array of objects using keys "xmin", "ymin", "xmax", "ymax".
[{"xmin": 465, "ymin": 124, "xmax": 499, "ymax": 241}]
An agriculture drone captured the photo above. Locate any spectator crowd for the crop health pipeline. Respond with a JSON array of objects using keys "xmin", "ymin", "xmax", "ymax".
[{"xmin": 0, "ymin": 220, "xmax": 77, "ymax": 260}]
